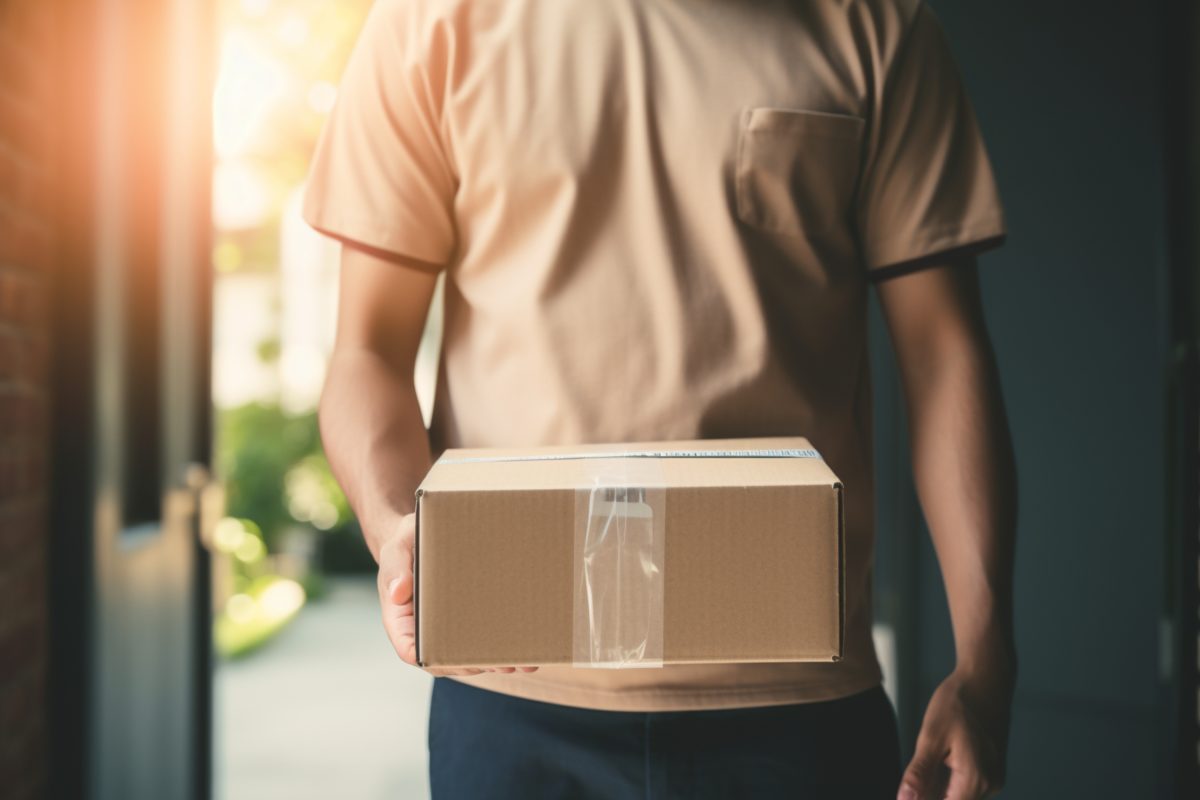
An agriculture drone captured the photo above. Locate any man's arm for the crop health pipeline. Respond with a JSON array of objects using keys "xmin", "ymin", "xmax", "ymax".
[
  {"xmin": 320, "ymin": 243, "xmax": 437, "ymax": 560},
  {"xmin": 875, "ymin": 256, "xmax": 1018, "ymax": 800},
  {"xmin": 319, "ymin": 242, "xmax": 534, "ymax": 676}
]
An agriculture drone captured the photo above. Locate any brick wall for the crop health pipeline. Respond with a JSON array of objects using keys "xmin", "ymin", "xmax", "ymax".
[{"xmin": 0, "ymin": 0, "xmax": 55, "ymax": 798}]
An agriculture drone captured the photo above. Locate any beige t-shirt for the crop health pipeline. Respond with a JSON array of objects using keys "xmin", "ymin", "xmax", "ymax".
[{"xmin": 302, "ymin": 0, "xmax": 1007, "ymax": 711}]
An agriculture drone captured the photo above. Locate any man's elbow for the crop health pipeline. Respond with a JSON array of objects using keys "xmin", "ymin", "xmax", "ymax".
[{"xmin": 316, "ymin": 355, "xmax": 345, "ymax": 453}]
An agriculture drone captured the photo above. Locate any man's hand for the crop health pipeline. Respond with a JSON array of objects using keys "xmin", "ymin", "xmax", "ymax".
[
  {"xmin": 376, "ymin": 511, "xmax": 538, "ymax": 677},
  {"xmin": 898, "ymin": 666, "xmax": 1014, "ymax": 800}
]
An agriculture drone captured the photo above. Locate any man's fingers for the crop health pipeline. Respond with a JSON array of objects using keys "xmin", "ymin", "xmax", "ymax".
[
  {"xmin": 898, "ymin": 744, "xmax": 950, "ymax": 800},
  {"xmin": 380, "ymin": 591, "xmax": 418, "ymax": 666},
  {"xmin": 945, "ymin": 740, "xmax": 1001, "ymax": 800},
  {"xmin": 424, "ymin": 665, "xmax": 539, "ymax": 674},
  {"xmin": 944, "ymin": 764, "xmax": 986, "ymax": 800},
  {"xmin": 427, "ymin": 667, "xmax": 485, "ymax": 677},
  {"xmin": 378, "ymin": 522, "xmax": 416, "ymax": 606}
]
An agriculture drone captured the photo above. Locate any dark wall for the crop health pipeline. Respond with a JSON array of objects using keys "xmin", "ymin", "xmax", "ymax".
[{"xmin": 871, "ymin": 2, "xmax": 1176, "ymax": 797}]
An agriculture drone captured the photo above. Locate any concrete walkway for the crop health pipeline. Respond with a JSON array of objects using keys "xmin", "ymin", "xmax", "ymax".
[{"xmin": 215, "ymin": 577, "xmax": 433, "ymax": 800}]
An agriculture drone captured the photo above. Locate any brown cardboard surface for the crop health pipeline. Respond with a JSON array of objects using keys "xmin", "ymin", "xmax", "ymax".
[{"xmin": 414, "ymin": 436, "xmax": 844, "ymax": 668}]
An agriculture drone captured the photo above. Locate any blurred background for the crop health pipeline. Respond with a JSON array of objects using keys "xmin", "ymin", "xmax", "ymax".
[
  {"xmin": 206, "ymin": 1, "xmax": 439, "ymax": 797},
  {"xmin": 0, "ymin": 0, "xmax": 1196, "ymax": 798}
]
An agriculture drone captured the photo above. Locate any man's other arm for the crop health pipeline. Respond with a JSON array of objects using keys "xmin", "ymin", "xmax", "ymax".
[{"xmin": 875, "ymin": 256, "xmax": 1018, "ymax": 800}]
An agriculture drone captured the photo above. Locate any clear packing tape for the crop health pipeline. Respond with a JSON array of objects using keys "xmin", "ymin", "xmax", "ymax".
[{"xmin": 572, "ymin": 457, "xmax": 666, "ymax": 669}]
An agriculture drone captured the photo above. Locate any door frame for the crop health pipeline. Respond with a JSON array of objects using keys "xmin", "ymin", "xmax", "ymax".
[
  {"xmin": 46, "ymin": 0, "xmax": 217, "ymax": 797},
  {"xmin": 1164, "ymin": 0, "xmax": 1200, "ymax": 795}
]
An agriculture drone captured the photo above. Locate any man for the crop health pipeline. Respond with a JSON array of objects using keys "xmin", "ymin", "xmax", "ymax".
[{"xmin": 302, "ymin": 0, "xmax": 1018, "ymax": 797}]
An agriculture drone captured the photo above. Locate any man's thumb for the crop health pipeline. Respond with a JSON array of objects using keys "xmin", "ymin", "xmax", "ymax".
[
  {"xmin": 898, "ymin": 743, "xmax": 945, "ymax": 800},
  {"xmin": 386, "ymin": 573, "xmax": 412, "ymax": 604},
  {"xmin": 378, "ymin": 530, "xmax": 415, "ymax": 605}
]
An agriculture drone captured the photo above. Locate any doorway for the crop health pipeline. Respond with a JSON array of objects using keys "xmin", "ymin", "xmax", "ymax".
[{"xmin": 207, "ymin": 2, "xmax": 438, "ymax": 798}]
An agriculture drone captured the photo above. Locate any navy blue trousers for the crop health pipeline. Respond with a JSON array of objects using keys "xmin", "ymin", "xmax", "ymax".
[{"xmin": 428, "ymin": 677, "xmax": 902, "ymax": 799}]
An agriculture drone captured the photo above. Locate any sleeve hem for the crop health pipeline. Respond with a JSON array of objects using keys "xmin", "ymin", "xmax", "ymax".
[
  {"xmin": 301, "ymin": 203, "xmax": 453, "ymax": 272},
  {"xmin": 867, "ymin": 234, "xmax": 1006, "ymax": 283},
  {"xmin": 863, "ymin": 215, "xmax": 1008, "ymax": 274}
]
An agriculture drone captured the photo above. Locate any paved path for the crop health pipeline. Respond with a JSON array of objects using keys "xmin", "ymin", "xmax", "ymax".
[{"xmin": 215, "ymin": 577, "xmax": 433, "ymax": 800}]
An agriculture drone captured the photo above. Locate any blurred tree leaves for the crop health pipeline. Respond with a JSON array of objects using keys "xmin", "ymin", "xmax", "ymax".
[
  {"xmin": 217, "ymin": 401, "xmax": 348, "ymax": 550},
  {"xmin": 214, "ymin": 0, "xmax": 372, "ymax": 272}
]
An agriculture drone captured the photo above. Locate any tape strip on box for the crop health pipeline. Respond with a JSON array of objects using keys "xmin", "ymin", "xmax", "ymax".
[{"xmin": 571, "ymin": 457, "xmax": 667, "ymax": 669}]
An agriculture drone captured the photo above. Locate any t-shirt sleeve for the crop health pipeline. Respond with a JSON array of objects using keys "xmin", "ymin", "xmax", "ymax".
[
  {"xmin": 855, "ymin": 2, "xmax": 1007, "ymax": 276},
  {"xmin": 301, "ymin": 0, "xmax": 457, "ymax": 269}
]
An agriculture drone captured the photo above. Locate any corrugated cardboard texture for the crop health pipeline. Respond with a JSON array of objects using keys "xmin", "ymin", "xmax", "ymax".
[{"xmin": 415, "ymin": 436, "xmax": 843, "ymax": 668}]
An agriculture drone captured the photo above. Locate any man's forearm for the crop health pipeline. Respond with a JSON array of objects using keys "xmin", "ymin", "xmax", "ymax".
[
  {"xmin": 904, "ymin": 331, "xmax": 1018, "ymax": 678},
  {"xmin": 318, "ymin": 347, "xmax": 433, "ymax": 561}
]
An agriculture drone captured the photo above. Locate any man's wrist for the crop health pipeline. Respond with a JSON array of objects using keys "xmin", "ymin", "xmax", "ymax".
[
  {"xmin": 361, "ymin": 505, "xmax": 412, "ymax": 563},
  {"xmin": 954, "ymin": 631, "xmax": 1018, "ymax": 689}
]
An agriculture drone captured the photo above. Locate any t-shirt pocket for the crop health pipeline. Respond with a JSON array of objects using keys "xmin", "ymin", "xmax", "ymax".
[{"xmin": 734, "ymin": 107, "xmax": 866, "ymax": 240}]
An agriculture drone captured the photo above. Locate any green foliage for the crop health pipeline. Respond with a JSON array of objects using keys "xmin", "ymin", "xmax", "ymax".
[
  {"xmin": 255, "ymin": 335, "xmax": 281, "ymax": 364},
  {"xmin": 216, "ymin": 401, "xmax": 352, "ymax": 551}
]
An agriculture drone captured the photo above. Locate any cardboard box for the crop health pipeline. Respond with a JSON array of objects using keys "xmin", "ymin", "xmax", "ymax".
[{"xmin": 414, "ymin": 436, "xmax": 844, "ymax": 669}]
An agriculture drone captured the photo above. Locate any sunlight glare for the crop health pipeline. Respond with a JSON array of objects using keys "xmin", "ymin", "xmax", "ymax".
[
  {"xmin": 213, "ymin": 29, "xmax": 288, "ymax": 159},
  {"xmin": 213, "ymin": 161, "xmax": 270, "ymax": 230},
  {"xmin": 277, "ymin": 14, "xmax": 309, "ymax": 47},
  {"xmin": 240, "ymin": 0, "xmax": 271, "ymax": 17},
  {"xmin": 307, "ymin": 81, "xmax": 337, "ymax": 114},
  {"xmin": 226, "ymin": 593, "xmax": 257, "ymax": 625},
  {"xmin": 214, "ymin": 517, "xmax": 248, "ymax": 554},
  {"xmin": 259, "ymin": 579, "xmax": 306, "ymax": 619}
]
